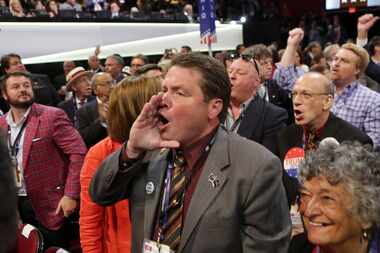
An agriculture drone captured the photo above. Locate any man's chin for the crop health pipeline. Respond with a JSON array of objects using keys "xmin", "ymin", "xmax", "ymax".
[{"xmin": 9, "ymin": 99, "xmax": 34, "ymax": 109}]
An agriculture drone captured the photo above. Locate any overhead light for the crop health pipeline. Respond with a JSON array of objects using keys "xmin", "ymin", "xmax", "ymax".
[{"xmin": 240, "ymin": 16, "xmax": 247, "ymax": 23}]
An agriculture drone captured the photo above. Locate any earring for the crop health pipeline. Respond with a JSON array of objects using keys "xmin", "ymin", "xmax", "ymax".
[{"xmin": 362, "ymin": 229, "xmax": 369, "ymax": 243}]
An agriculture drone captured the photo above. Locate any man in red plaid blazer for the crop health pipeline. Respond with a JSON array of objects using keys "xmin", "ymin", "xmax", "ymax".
[{"xmin": 0, "ymin": 71, "xmax": 87, "ymax": 249}]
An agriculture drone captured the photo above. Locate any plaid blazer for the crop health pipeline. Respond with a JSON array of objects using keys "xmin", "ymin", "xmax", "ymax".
[{"xmin": 0, "ymin": 103, "xmax": 87, "ymax": 230}]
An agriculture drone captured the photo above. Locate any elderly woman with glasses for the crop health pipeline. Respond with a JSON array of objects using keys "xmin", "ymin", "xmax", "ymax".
[{"xmin": 289, "ymin": 141, "xmax": 380, "ymax": 253}]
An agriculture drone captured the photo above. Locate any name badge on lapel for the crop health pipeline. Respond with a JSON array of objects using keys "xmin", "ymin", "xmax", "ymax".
[{"xmin": 143, "ymin": 239, "xmax": 174, "ymax": 253}]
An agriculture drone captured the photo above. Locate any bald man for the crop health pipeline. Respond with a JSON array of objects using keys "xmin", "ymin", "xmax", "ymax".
[{"xmin": 275, "ymin": 72, "xmax": 372, "ymax": 206}]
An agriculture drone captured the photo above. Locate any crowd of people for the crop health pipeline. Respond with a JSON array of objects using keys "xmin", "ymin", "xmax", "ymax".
[
  {"xmin": 0, "ymin": 0, "xmax": 196, "ymax": 21},
  {"xmin": 0, "ymin": 10, "xmax": 379, "ymax": 253}
]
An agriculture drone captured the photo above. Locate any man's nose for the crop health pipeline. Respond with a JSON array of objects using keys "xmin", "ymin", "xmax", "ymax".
[
  {"xmin": 332, "ymin": 59, "xmax": 339, "ymax": 67},
  {"xmin": 293, "ymin": 95, "xmax": 302, "ymax": 105},
  {"xmin": 161, "ymin": 92, "xmax": 170, "ymax": 107}
]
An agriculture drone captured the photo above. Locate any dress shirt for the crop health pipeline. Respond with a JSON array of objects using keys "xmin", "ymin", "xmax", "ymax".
[
  {"xmin": 225, "ymin": 96, "xmax": 255, "ymax": 132},
  {"xmin": 331, "ymin": 80, "xmax": 380, "ymax": 148},
  {"xmin": 6, "ymin": 107, "xmax": 31, "ymax": 196},
  {"xmin": 75, "ymin": 96, "xmax": 87, "ymax": 110},
  {"xmin": 181, "ymin": 129, "xmax": 216, "ymax": 219},
  {"xmin": 152, "ymin": 128, "xmax": 217, "ymax": 239},
  {"xmin": 96, "ymin": 97, "xmax": 107, "ymax": 128},
  {"xmin": 273, "ymin": 64, "xmax": 305, "ymax": 91}
]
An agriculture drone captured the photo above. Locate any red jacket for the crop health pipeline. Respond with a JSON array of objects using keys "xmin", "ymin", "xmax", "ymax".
[
  {"xmin": 80, "ymin": 137, "xmax": 131, "ymax": 253},
  {"xmin": 0, "ymin": 103, "xmax": 86, "ymax": 230}
]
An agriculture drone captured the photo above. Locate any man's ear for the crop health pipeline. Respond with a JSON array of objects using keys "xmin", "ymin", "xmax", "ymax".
[
  {"xmin": 208, "ymin": 98, "xmax": 223, "ymax": 120},
  {"xmin": 354, "ymin": 67, "xmax": 360, "ymax": 77},
  {"xmin": 1, "ymin": 89, "xmax": 8, "ymax": 102},
  {"xmin": 322, "ymin": 95, "xmax": 333, "ymax": 111},
  {"xmin": 361, "ymin": 221, "xmax": 373, "ymax": 232},
  {"xmin": 71, "ymin": 83, "xmax": 78, "ymax": 92}
]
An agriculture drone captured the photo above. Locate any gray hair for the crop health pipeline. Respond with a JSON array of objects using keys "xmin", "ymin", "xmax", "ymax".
[
  {"xmin": 299, "ymin": 141, "xmax": 380, "ymax": 227},
  {"xmin": 106, "ymin": 54, "xmax": 125, "ymax": 67},
  {"xmin": 242, "ymin": 44, "xmax": 272, "ymax": 60},
  {"xmin": 323, "ymin": 44, "xmax": 340, "ymax": 63}
]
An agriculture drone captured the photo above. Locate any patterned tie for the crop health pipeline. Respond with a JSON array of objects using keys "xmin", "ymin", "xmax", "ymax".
[
  {"xmin": 305, "ymin": 130, "xmax": 317, "ymax": 151},
  {"xmin": 161, "ymin": 152, "xmax": 186, "ymax": 251},
  {"xmin": 78, "ymin": 99, "xmax": 85, "ymax": 108}
]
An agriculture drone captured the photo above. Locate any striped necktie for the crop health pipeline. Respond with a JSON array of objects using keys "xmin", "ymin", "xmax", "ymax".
[{"xmin": 161, "ymin": 152, "xmax": 186, "ymax": 251}]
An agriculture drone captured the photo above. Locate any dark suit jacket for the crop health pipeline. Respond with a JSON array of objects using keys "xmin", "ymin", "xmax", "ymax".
[
  {"xmin": 89, "ymin": 127, "xmax": 291, "ymax": 253},
  {"xmin": 0, "ymin": 103, "xmax": 87, "ymax": 230},
  {"xmin": 75, "ymin": 99, "xmax": 107, "ymax": 148},
  {"xmin": 275, "ymin": 113, "xmax": 373, "ymax": 205},
  {"xmin": 288, "ymin": 233, "xmax": 314, "ymax": 253},
  {"xmin": 30, "ymin": 73, "xmax": 61, "ymax": 107},
  {"xmin": 237, "ymin": 95, "xmax": 288, "ymax": 154},
  {"xmin": 53, "ymin": 73, "xmax": 66, "ymax": 91},
  {"xmin": 288, "ymin": 230, "xmax": 380, "ymax": 253},
  {"xmin": 264, "ymin": 79, "xmax": 294, "ymax": 124},
  {"xmin": 58, "ymin": 96, "xmax": 95, "ymax": 123},
  {"xmin": 0, "ymin": 97, "xmax": 9, "ymax": 114}
]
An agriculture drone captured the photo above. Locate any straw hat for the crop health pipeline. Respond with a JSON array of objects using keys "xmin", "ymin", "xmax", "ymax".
[{"xmin": 66, "ymin": 67, "xmax": 93, "ymax": 90}]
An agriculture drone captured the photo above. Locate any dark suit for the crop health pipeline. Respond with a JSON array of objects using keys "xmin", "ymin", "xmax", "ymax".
[
  {"xmin": 58, "ymin": 96, "xmax": 95, "ymax": 123},
  {"xmin": 0, "ymin": 103, "xmax": 87, "ymax": 230},
  {"xmin": 275, "ymin": 113, "xmax": 373, "ymax": 205},
  {"xmin": 53, "ymin": 73, "xmax": 66, "ymax": 91},
  {"xmin": 287, "ymin": 233, "xmax": 314, "ymax": 253},
  {"xmin": 237, "ymin": 95, "xmax": 288, "ymax": 154},
  {"xmin": 75, "ymin": 99, "xmax": 107, "ymax": 148},
  {"xmin": 114, "ymin": 72, "xmax": 126, "ymax": 84},
  {"xmin": 264, "ymin": 79, "xmax": 294, "ymax": 124},
  {"xmin": 0, "ymin": 97, "xmax": 9, "ymax": 114},
  {"xmin": 30, "ymin": 73, "xmax": 61, "ymax": 107},
  {"xmin": 90, "ymin": 127, "xmax": 291, "ymax": 253}
]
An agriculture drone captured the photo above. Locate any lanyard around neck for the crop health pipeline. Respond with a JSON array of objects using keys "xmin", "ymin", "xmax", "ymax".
[{"xmin": 7, "ymin": 118, "xmax": 28, "ymax": 157}]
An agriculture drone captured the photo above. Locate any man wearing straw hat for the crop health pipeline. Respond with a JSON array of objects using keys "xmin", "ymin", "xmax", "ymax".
[{"xmin": 58, "ymin": 66, "xmax": 95, "ymax": 123}]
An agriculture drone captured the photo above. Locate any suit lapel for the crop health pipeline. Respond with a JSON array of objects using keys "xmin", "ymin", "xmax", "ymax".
[
  {"xmin": 319, "ymin": 114, "xmax": 336, "ymax": 140},
  {"xmin": 237, "ymin": 96, "xmax": 263, "ymax": 140},
  {"xmin": 22, "ymin": 104, "xmax": 40, "ymax": 171},
  {"xmin": 289, "ymin": 125, "xmax": 304, "ymax": 148},
  {"xmin": 178, "ymin": 128, "xmax": 230, "ymax": 253},
  {"xmin": 143, "ymin": 148, "xmax": 170, "ymax": 239},
  {"xmin": 91, "ymin": 100, "xmax": 99, "ymax": 118}
]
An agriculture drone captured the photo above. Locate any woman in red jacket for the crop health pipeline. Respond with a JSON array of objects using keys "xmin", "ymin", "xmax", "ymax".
[{"xmin": 79, "ymin": 76, "xmax": 162, "ymax": 253}]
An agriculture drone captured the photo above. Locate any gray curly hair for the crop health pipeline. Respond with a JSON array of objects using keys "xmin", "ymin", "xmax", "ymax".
[{"xmin": 299, "ymin": 141, "xmax": 380, "ymax": 228}]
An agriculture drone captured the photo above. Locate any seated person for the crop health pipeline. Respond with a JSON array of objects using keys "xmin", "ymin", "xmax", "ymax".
[{"xmin": 289, "ymin": 141, "xmax": 380, "ymax": 253}]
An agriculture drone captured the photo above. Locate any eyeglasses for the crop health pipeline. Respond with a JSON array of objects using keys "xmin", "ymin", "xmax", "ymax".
[
  {"xmin": 237, "ymin": 54, "xmax": 260, "ymax": 75},
  {"xmin": 291, "ymin": 91, "xmax": 331, "ymax": 100}
]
